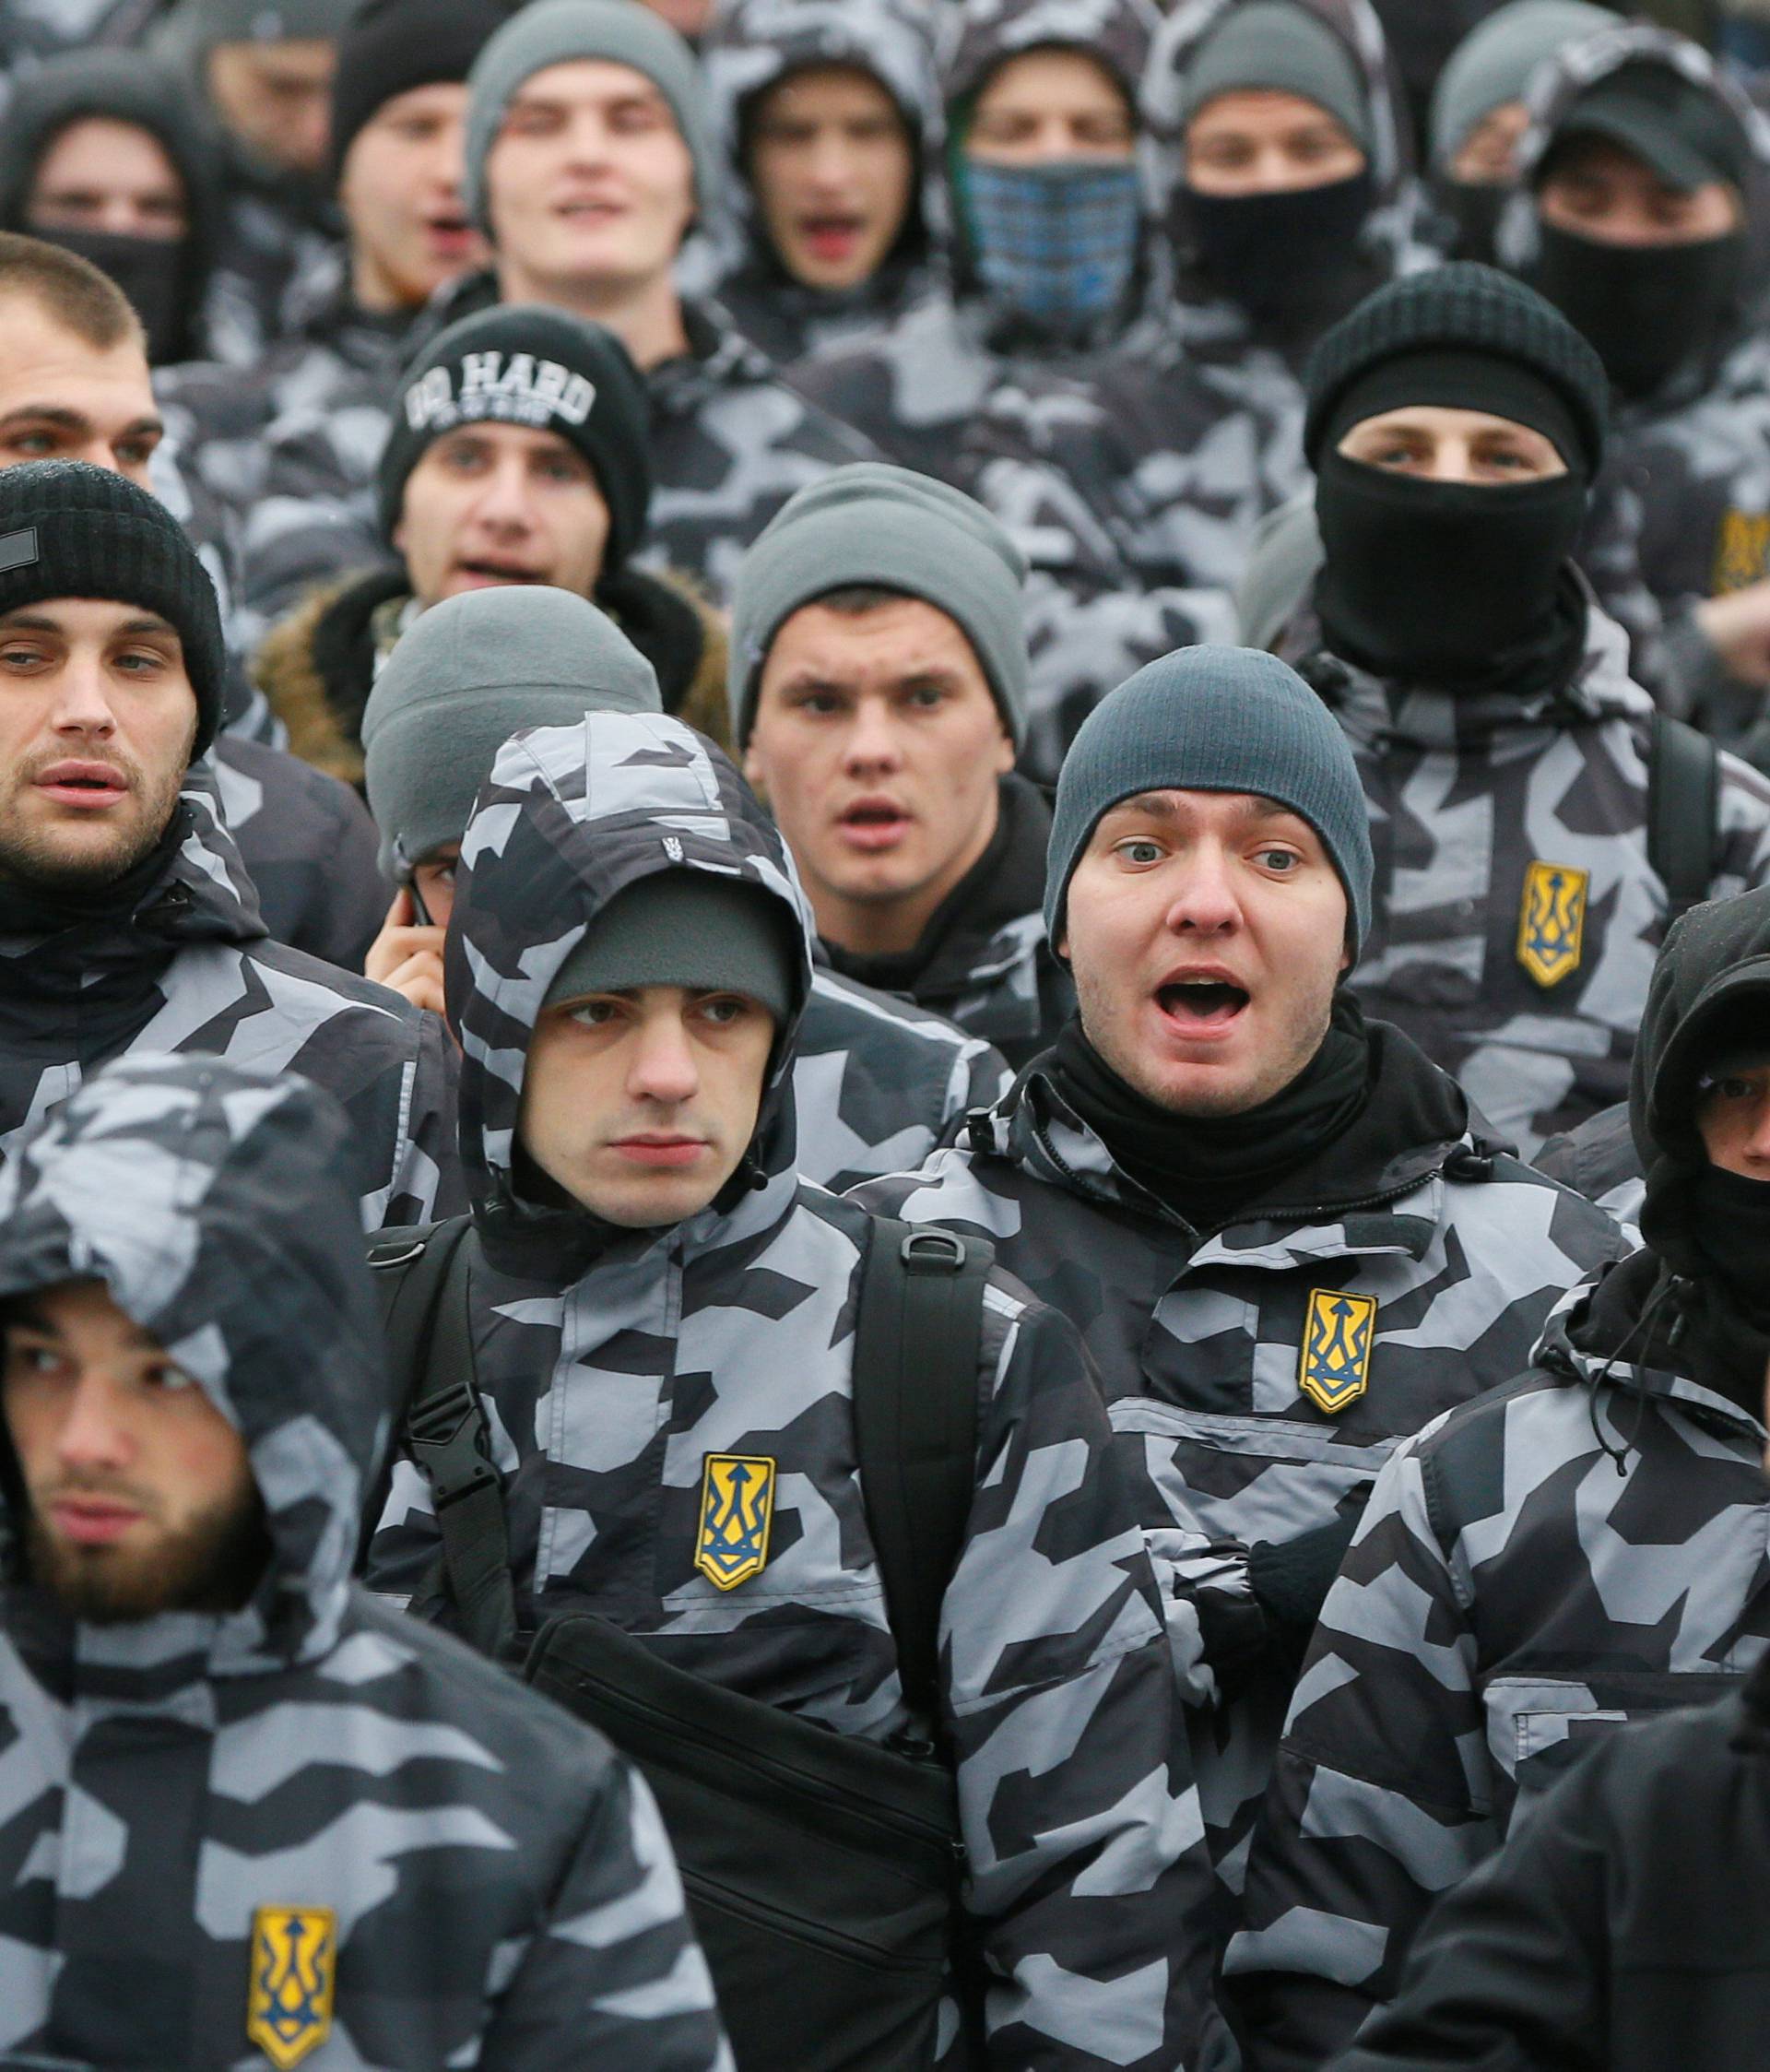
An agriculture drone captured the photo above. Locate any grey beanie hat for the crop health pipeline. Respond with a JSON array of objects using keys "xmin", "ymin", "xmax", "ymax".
[
  {"xmin": 464, "ymin": 0, "xmax": 717, "ymax": 236},
  {"xmin": 1182, "ymin": 1, "xmax": 1372, "ymax": 152},
  {"xmin": 158, "ymin": 0, "xmax": 358, "ymax": 73},
  {"xmin": 728, "ymin": 462, "xmax": 1029, "ymax": 750},
  {"xmin": 361, "ymin": 586, "xmax": 662, "ymax": 881},
  {"xmin": 1044, "ymin": 645, "xmax": 1374, "ymax": 953},
  {"xmin": 544, "ymin": 870, "xmax": 799, "ymax": 1023},
  {"xmin": 1234, "ymin": 497, "xmax": 1326, "ymax": 655},
  {"xmin": 1429, "ymin": 1, "xmax": 1617, "ymax": 169}
]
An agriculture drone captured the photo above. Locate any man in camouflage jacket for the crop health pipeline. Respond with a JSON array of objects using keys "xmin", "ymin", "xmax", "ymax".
[
  {"xmin": 1277, "ymin": 260, "xmax": 1770, "ymax": 1154},
  {"xmin": 0, "ymin": 1052, "xmax": 730, "ymax": 2071},
  {"xmin": 698, "ymin": 0, "xmax": 946, "ymax": 369},
  {"xmin": 365, "ymin": 708, "xmax": 1233, "ymax": 2072},
  {"xmin": 1228, "ymin": 882, "xmax": 1770, "ymax": 2072},
  {"xmin": 0, "ymin": 461, "xmax": 457, "ymax": 1229},
  {"xmin": 239, "ymin": 0, "xmax": 873, "ymax": 634},
  {"xmin": 853, "ymin": 647, "xmax": 1626, "ymax": 1932}
]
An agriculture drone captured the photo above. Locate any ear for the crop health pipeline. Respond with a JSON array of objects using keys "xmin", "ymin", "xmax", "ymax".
[
  {"xmin": 992, "ymin": 725, "xmax": 1017, "ymax": 776},
  {"xmin": 741, "ymin": 733, "xmax": 766, "ymax": 798}
]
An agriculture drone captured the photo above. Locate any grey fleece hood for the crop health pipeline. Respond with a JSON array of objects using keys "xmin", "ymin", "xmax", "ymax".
[
  {"xmin": 0, "ymin": 1054, "xmax": 383, "ymax": 1675},
  {"xmin": 445, "ymin": 713, "xmax": 817, "ymax": 1258}
]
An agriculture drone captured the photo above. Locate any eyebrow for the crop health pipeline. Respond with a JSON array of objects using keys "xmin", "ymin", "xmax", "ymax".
[
  {"xmin": 0, "ymin": 404, "xmax": 162, "ymax": 441},
  {"xmin": 0, "ymin": 609, "xmax": 178, "ymax": 637},
  {"xmin": 1103, "ymin": 791, "xmax": 1305, "ymax": 826}
]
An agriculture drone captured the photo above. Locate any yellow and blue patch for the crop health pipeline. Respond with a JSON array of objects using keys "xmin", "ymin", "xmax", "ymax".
[
  {"xmin": 1713, "ymin": 508, "xmax": 1770, "ymax": 595},
  {"xmin": 247, "ymin": 1904, "xmax": 336, "ymax": 2069},
  {"xmin": 695, "ymin": 1452, "xmax": 777, "ymax": 1591},
  {"xmin": 1516, "ymin": 859, "xmax": 1588, "ymax": 989},
  {"xmin": 1299, "ymin": 1289, "xmax": 1378, "ymax": 1415}
]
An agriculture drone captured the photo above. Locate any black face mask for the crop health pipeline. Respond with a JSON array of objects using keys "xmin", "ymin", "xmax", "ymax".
[
  {"xmin": 1688, "ymin": 1166, "xmax": 1770, "ymax": 1330},
  {"xmin": 1531, "ymin": 220, "xmax": 1746, "ymax": 400},
  {"xmin": 30, "ymin": 225, "xmax": 193, "ymax": 365},
  {"xmin": 1315, "ymin": 449, "xmax": 1588, "ymax": 686},
  {"xmin": 1182, "ymin": 171, "xmax": 1375, "ymax": 322},
  {"xmin": 1436, "ymin": 179, "xmax": 1510, "ymax": 266}
]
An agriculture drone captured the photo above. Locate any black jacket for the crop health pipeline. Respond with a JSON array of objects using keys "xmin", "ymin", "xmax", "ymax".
[{"xmin": 1333, "ymin": 1652, "xmax": 1770, "ymax": 2072}]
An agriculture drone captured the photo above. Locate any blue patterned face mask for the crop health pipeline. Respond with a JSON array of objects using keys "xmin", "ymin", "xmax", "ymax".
[{"xmin": 962, "ymin": 157, "xmax": 1142, "ymax": 333}]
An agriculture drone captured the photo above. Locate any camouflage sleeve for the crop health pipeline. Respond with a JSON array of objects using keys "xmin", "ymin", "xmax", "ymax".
[
  {"xmin": 1222, "ymin": 1434, "xmax": 1497, "ymax": 2072},
  {"xmin": 946, "ymin": 1285, "xmax": 1236, "ymax": 2072},
  {"xmin": 949, "ymin": 1036, "xmax": 1013, "ymax": 1121},
  {"xmin": 240, "ymin": 398, "xmax": 390, "ymax": 642},
  {"xmin": 478, "ymin": 1756, "xmax": 735, "ymax": 2070},
  {"xmin": 1712, "ymin": 746, "xmax": 1770, "ymax": 892},
  {"xmin": 380, "ymin": 1008, "xmax": 466, "ymax": 1228}
]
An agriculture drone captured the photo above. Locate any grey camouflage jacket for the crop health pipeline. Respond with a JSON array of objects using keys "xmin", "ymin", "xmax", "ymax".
[
  {"xmin": 0, "ymin": 1051, "xmax": 729, "ymax": 2072},
  {"xmin": 1227, "ymin": 1254, "xmax": 1770, "ymax": 2071},
  {"xmin": 0, "ymin": 768, "xmax": 458, "ymax": 1229},
  {"xmin": 700, "ymin": 0, "xmax": 945, "ymax": 368},
  {"xmin": 241, "ymin": 286, "xmax": 876, "ymax": 629},
  {"xmin": 366, "ymin": 712, "xmax": 1234, "ymax": 2072},
  {"xmin": 851, "ymin": 1036, "xmax": 1627, "ymax": 1913},
  {"xmin": 1293, "ymin": 593, "xmax": 1770, "ymax": 1154}
]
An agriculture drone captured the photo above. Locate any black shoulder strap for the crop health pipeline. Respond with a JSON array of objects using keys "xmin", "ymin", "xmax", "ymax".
[
  {"xmin": 1648, "ymin": 709, "xmax": 1722, "ymax": 924},
  {"xmin": 851, "ymin": 1218, "xmax": 995, "ymax": 1732},
  {"xmin": 365, "ymin": 1216, "xmax": 518, "ymax": 1662}
]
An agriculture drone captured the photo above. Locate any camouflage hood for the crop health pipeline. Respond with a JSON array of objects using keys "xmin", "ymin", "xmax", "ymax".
[
  {"xmin": 702, "ymin": 0, "xmax": 947, "ymax": 283},
  {"xmin": 446, "ymin": 713, "xmax": 817, "ymax": 1263},
  {"xmin": 0, "ymin": 1055, "xmax": 382, "ymax": 1675},
  {"xmin": 1145, "ymin": 0, "xmax": 1419, "ymax": 268},
  {"xmin": 1501, "ymin": 23, "xmax": 1770, "ymax": 318}
]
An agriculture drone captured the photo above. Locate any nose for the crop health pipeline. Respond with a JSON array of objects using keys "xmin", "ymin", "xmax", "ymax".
[
  {"xmin": 806, "ymin": 131, "xmax": 853, "ymax": 188},
  {"xmin": 55, "ymin": 1374, "xmax": 134, "ymax": 1478},
  {"xmin": 1742, "ymin": 1096, "xmax": 1770, "ymax": 1166},
  {"xmin": 50, "ymin": 652, "xmax": 118, "ymax": 738},
  {"xmin": 841, "ymin": 696, "xmax": 904, "ymax": 775},
  {"xmin": 627, "ymin": 1007, "xmax": 701, "ymax": 1107},
  {"xmin": 1162, "ymin": 840, "xmax": 1242, "ymax": 936},
  {"xmin": 470, "ymin": 456, "xmax": 537, "ymax": 532}
]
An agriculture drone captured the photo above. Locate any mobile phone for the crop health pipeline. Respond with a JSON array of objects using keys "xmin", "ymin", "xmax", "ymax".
[{"xmin": 407, "ymin": 875, "xmax": 435, "ymax": 929}]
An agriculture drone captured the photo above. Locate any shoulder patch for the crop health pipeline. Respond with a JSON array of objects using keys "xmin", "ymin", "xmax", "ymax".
[
  {"xmin": 1517, "ymin": 859, "xmax": 1588, "ymax": 989},
  {"xmin": 696, "ymin": 1452, "xmax": 776, "ymax": 1591},
  {"xmin": 247, "ymin": 1905, "xmax": 336, "ymax": 2068},
  {"xmin": 1714, "ymin": 508, "xmax": 1770, "ymax": 595},
  {"xmin": 1299, "ymin": 1289, "xmax": 1377, "ymax": 1415}
]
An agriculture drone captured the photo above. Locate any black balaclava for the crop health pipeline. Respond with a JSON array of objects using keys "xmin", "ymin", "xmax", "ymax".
[
  {"xmin": 1529, "ymin": 60, "xmax": 1753, "ymax": 401},
  {"xmin": 1435, "ymin": 177, "xmax": 1509, "ymax": 266},
  {"xmin": 1313, "ymin": 346, "xmax": 1592, "ymax": 690},
  {"xmin": 1186, "ymin": 171, "xmax": 1376, "ymax": 325}
]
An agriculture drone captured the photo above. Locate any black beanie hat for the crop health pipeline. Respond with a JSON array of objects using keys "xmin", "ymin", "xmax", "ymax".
[
  {"xmin": 376, "ymin": 304, "xmax": 653, "ymax": 574},
  {"xmin": 0, "ymin": 461, "xmax": 226, "ymax": 758},
  {"xmin": 330, "ymin": 0, "xmax": 509, "ymax": 186},
  {"xmin": 1304, "ymin": 262, "xmax": 1610, "ymax": 477}
]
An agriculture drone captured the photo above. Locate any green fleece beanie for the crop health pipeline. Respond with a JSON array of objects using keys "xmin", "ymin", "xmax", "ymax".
[
  {"xmin": 1182, "ymin": 1, "xmax": 1372, "ymax": 151},
  {"xmin": 728, "ymin": 462, "xmax": 1029, "ymax": 749},
  {"xmin": 544, "ymin": 870, "xmax": 799, "ymax": 1023},
  {"xmin": 361, "ymin": 586, "xmax": 661, "ymax": 881},
  {"xmin": 1044, "ymin": 645, "xmax": 1374, "ymax": 953}
]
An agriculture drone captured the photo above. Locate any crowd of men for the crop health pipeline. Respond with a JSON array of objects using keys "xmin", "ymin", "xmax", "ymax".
[{"xmin": 6, "ymin": 0, "xmax": 1770, "ymax": 2066}]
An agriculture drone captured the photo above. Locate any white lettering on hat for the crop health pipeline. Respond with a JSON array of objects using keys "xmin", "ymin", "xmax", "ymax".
[{"xmin": 403, "ymin": 351, "xmax": 598, "ymax": 437}]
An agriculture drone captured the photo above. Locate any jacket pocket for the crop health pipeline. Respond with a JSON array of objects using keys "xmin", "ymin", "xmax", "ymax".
[{"xmin": 1484, "ymin": 1669, "xmax": 1742, "ymax": 1817}]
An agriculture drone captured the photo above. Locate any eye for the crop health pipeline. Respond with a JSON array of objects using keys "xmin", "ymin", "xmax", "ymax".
[
  {"xmin": 566, "ymin": 998, "xmax": 621, "ymax": 1028},
  {"xmin": 697, "ymin": 994, "xmax": 754, "ymax": 1027},
  {"xmin": 904, "ymin": 684, "xmax": 947, "ymax": 710},
  {"xmin": 143, "ymin": 1360, "xmax": 197, "ymax": 1393},
  {"xmin": 117, "ymin": 433, "xmax": 161, "ymax": 468},
  {"xmin": 0, "ymin": 642, "xmax": 48, "ymax": 669},
  {"xmin": 1114, "ymin": 836, "xmax": 1164, "ymax": 866},
  {"xmin": 790, "ymin": 690, "xmax": 843, "ymax": 717},
  {"xmin": 7, "ymin": 431, "xmax": 58, "ymax": 457},
  {"xmin": 6, "ymin": 1343, "xmax": 64, "ymax": 1379},
  {"xmin": 1255, "ymin": 847, "xmax": 1300, "ymax": 872},
  {"xmin": 113, "ymin": 648, "xmax": 168, "ymax": 674}
]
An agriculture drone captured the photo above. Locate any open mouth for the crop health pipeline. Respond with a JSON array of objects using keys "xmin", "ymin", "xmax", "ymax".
[
  {"xmin": 35, "ymin": 763, "xmax": 128, "ymax": 807},
  {"xmin": 838, "ymin": 799, "xmax": 911, "ymax": 851},
  {"xmin": 1156, "ymin": 977, "xmax": 1251, "ymax": 1028},
  {"xmin": 556, "ymin": 195, "xmax": 625, "ymax": 222},
  {"xmin": 799, "ymin": 214, "xmax": 865, "ymax": 260},
  {"xmin": 424, "ymin": 208, "xmax": 475, "ymax": 250},
  {"xmin": 454, "ymin": 561, "xmax": 544, "ymax": 586}
]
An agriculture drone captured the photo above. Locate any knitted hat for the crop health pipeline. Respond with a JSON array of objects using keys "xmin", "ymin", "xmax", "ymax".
[
  {"xmin": 464, "ymin": 0, "xmax": 716, "ymax": 236},
  {"xmin": 0, "ymin": 460, "xmax": 226, "ymax": 760},
  {"xmin": 1304, "ymin": 261, "xmax": 1610, "ymax": 475},
  {"xmin": 377, "ymin": 302, "xmax": 652, "ymax": 570},
  {"xmin": 329, "ymin": 0, "xmax": 508, "ymax": 186},
  {"xmin": 543, "ymin": 870, "xmax": 799, "ymax": 1024},
  {"xmin": 158, "ymin": 0, "xmax": 358, "ymax": 77},
  {"xmin": 1044, "ymin": 645, "xmax": 1374, "ymax": 953},
  {"xmin": 361, "ymin": 585, "xmax": 662, "ymax": 881},
  {"xmin": 728, "ymin": 463, "xmax": 1029, "ymax": 750},
  {"xmin": 1428, "ymin": 1, "xmax": 1617, "ymax": 169},
  {"xmin": 1182, "ymin": 1, "xmax": 1372, "ymax": 153}
]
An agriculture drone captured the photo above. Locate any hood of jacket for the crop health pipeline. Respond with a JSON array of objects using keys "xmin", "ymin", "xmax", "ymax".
[
  {"xmin": 1501, "ymin": 21, "xmax": 1770, "ymax": 392},
  {"xmin": 1630, "ymin": 877, "xmax": 1770, "ymax": 1284},
  {"xmin": 702, "ymin": 0, "xmax": 947, "ymax": 301},
  {"xmin": 0, "ymin": 761, "xmax": 267, "ymax": 1006},
  {"xmin": 1145, "ymin": 0, "xmax": 1419, "ymax": 270},
  {"xmin": 0, "ymin": 45, "xmax": 228, "ymax": 300},
  {"xmin": 446, "ymin": 712, "xmax": 817, "ymax": 1271},
  {"xmin": 1301, "ymin": 577, "xmax": 1652, "ymax": 752},
  {"xmin": 0, "ymin": 1053, "xmax": 382, "ymax": 1678}
]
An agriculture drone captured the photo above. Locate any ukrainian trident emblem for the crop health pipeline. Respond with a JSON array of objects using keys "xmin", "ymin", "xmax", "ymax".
[
  {"xmin": 246, "ymin": 1905, "xmax": 336, "ymax": 2068},
  {"xmin": 1516, "ymin": 859, "xmax": 1589, "ymax": 989},
  {"xmin": 1299, "ymin": 1289, "xmax": 1379, "ymax": 1415},
  {"xmin": 695, "ymin": 1453, "xmax": 777, "ymax": 1590}
]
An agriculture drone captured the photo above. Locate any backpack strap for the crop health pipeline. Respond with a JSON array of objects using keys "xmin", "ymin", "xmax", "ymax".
[
  {"xmin": 1648, "ymin": 709, "xmax": 1722, "ymax": 924},
  {"xmin": 366, "ymin": 1216, "xmax": 518, "ymax": 1662},
  {"xmin": 851, "ymin": 1218, "xmax": 996, "ymax": 1735}
]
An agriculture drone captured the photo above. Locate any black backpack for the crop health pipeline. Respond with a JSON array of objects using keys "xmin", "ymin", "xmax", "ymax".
[
  {"xmin": 1647, "ymin": 709, "xmax": 1723, "ymax": 924},
  {"xmin": 366, "ymin": 1214, "xmax": 996, "ymax": 2072}
]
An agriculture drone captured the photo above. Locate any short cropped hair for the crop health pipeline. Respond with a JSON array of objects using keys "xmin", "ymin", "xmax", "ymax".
[{"xmin": 0, "ymin": 231, "xmax": 145, "ymax": 353}]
